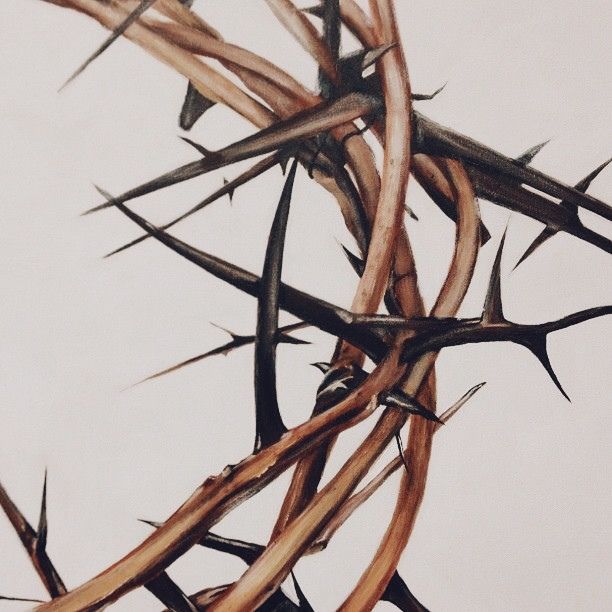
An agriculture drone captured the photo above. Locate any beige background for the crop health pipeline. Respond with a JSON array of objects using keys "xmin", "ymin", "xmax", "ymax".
[{"xmin": 1, "ymin": 1, "xmax": 611, "ymax": 610}]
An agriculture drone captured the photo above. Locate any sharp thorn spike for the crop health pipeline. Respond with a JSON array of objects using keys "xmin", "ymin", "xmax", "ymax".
[
  {"xmin": 59, "ymin": 0, "xmax": 159, "ymax": 91},
  {"xmin": 412, "ymin": 81, "xmax": 447, "ymax": 101},
  {"xmin": 404, "ymin": 204, "xmax": 419, "ymax": 220},
  {"xmin": 361, "ymin": 43, "xmax": 397, "ymax": 71},
  {"xmin": 482, "ymin": 229, "xmax": 508, "ymax": 323},
  {"xmin": 179, "ymin": 136, "xmax": 211, "ymax": 157},
  {"xmin": 438, "ymin": 381, "xmax": 487, "ymax": 424},
  {"xmin": 574, "ymin": 157, "xmax": 612, "ymax": 193},
  {"xmin": 513, "ymin": 226, "xmax": 557, "ymax": 270},
  {"xmin": 515, "ymin": 139, "xmax": 551, "ymax": 166},
  {"xmin": 138, "ymin": 518, "xmax": 163, "ymax": 529},
  {"xmin": 339, "ymin": 242, "xmax": 365, "ymax": 276},
  {"xmin": 523, "ymin": 336, "xmax": 571, "ymax": 402},
  {"xmin": 179, "ymin": 81, "xmax": 216, "ymax": 131},
  {"xmin": 310, "ymin": 361, "xmax": 331, "ymax": 374},
  {"xmin": 36, "ymin": 469, "xmax": 48, "ymax": 551},
  {"xmin": 301, "ymin": 5, "xmax": 324, "ymax": 19}
]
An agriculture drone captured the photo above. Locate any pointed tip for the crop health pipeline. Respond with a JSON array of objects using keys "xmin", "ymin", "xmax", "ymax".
[
  {"xmin": 573, "ymin": 157, "xmax": 612, "ymax": 193},
  {"xmin": 482, "ymin": 229, "xmax": 508, "ymax": 323},
  {"xmin": 210, "ymin": 322, "xmax": 241, "ymax": 340},
  {"xmin": 301, "ymin": 5, "xmax": 324, "ymax": 18},
  {"xmin": 58, "ymin": 0, "xmax": 158, "ymax": 92},
  {"xmin": 310, "ymin": 361, "xmax": 331, "ymax": 374},
  {"xmin": 179, "ymin": 136, "xmax": 210, "ymax": 157},
  {"xmin": 339, "ymin": 243, "xmax": 365, "ymax": 276},
  {"xmin": 36, "ymin": 470, "xmax": 48, "ymax": 550},
  {"xmin": 138, "ymin": 518, "xmax": 163, "ymax": 529},
  {"xmin": 412, "ymin": 81, "xmax": 447, "ymax": 101},
  {"xmin": 404, "ymin": 204, "xmax": 419, "ymax": 221},
  {"xmin": 179, "ymin": 81, "xmax": 216, "ymax": 131},
  {"xmin": 524, "ymin": 337, "xmax": 571, "ymax": 402},
  {"xmin": 222, "ymin": 178, "xmax": 235, "ymax": 203},
  {"xmin": 515, "ymin": 139, "xmax": 551, "ymax": 166},
  {"xmin": 362, "ymin": 43, "xmax": 397, "ymax": 70},
  {"xmin": 512, "ymin": 226, "xmax": 557, "ymax": 270},
  {"xmin": 438, "ymin": 381, "xmax": 487, "ymax": 425}
]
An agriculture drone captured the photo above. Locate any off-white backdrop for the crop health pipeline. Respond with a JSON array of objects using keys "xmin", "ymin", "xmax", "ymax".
[{"xmin": 1, "ymin": 1, "xmax": 610, "ymax": 610}]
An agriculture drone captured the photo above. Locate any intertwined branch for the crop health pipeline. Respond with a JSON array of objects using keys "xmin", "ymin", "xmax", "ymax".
[{"xmin": 2, "ymin": 1, "xmax": 609, "ymax": 610}]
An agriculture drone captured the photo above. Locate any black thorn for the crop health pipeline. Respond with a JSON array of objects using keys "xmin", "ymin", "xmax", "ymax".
[
  {"xmin": 515, "ymin": 139, "xmax": 551, "ymax": 166},
  {"xmin": 36, "ymin": 469, "xmax": 48, "ymax": 552},
  {"xmin": 574, "ymin": 157, "xmax": 612, "ymax": 193},
  {"xmin": 513, "ymin": 226, "xmax": 557, "ymax": 270},
  {"xmin": 311, "ymin": 361, "xmax": 331, "ymax": 374},
  {"xmin": 340, "ymin": 243, "xmax": 365, "ymax": 276},
  {"xmin": 404, "ymin": 204, "xmax": 419, "ymax": 220},
  {"xmin": 302, "ymin": 5, "xmax": 324, "ymax": 19},
  {"xmin": 0, "ymin": 595, "xmax": 45, "ymax": 603},
  {"xmin": 521, "ymin": 335, "xmax": 570, "ymax": 402},
  {"xmin": 179, "ymin": 136, "xmax": 211, "ymax": 157},
  {"xmin": 290, "ymin": 571, "xmax": 314, "ymax": 611},
  {"xmin": 412, "ymin": 82, "xmax": 447, "ymax": 101},
  {"xmin": 482, "ymin": 229, "xmax": 508, "ymax": 324},
  {"xmin": 222, "ymin": 177, "xmax": 235, "ymax": 203},
  {"xmin": 381, "ymin": 389, "xmax": 443, "ymax": 424},
  {"xmin": 179, "ymin": 81, "xmax": 216, "ymax": 131},
  {"xmin": 395, "ymin": 432, "xmax": 410, "ymax": 476}
]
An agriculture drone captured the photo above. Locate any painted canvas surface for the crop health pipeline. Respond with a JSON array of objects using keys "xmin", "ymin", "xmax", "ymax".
[{"xmin": 0, "ymin": 1, "xmax": 610, "ymax": 610}]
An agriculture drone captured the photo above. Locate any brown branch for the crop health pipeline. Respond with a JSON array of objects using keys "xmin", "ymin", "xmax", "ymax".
[
  {"xmin": 269, "ymin": 0, "xmax": 417, "ymax": 537},
  {"xmin": 340, "ymin": 157, "xmax": 481, "ymax": 609}
]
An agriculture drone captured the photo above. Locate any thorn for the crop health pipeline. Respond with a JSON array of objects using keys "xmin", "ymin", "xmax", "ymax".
[
  {"xmin": 381, "ymin": 390, "xmax": 443, "ymax": 423},
  {"xmin": 522, "ymin": 336, "xmax": 571, "ymax": 401},
  {"xmin": 395, "ymin": 432, "xmax": 410, "ymax": 476},
  {"xmin": 404, "ymin": 204, "xmax": 419, "ymax": 220},
  {"xmin": 513, "ymin": 226, "xmax": 557, "ymax": 270},
  {"xmin": 36, "ymin": 470, "xmax": 48, "ymax": 552},
  {"xmin": 361, "ymin": 43, "xmax": 397, "ymax": 71},
  {"xmin": 138, "ymin": 518, "xmax": 163, "ymax": 529},
  {"xmin": 438, "ymin": 381, "xmax": 487, "ymax": 424},
  {"xmin": 0, "ymin": 595, "xmax": 45, "ymax": 603},
  {"xmin": 515, "ymin": 140, "xmax": 551, "ymax": 166},
  {"xmin": 311, "ymin": 361, "xmax": 331, "ymax": 374},
  {"xmin": 412, "ymin": 81, "xmax": 447, "ymax": 101},
  {"xmin": 179, "ymin": 81, "xmax": 216, "ymax": 131},
  {"xmin": 222, "ymin": 178, "xmax": 234, "ymax": 204},
  {"xmin": 340, "ymin": 243, "xmax": 365, "ymax": 276},
  {"xmin": 290, "ymin": 571, "xmax": 314, "ymax": 611},
  {"xmin": 179, "ymin": 136, "xmax": 211, "ymax": 157},
  {"xmin": 59, "ymin": 0, "xmax": 159, "ymax": 91},
  {"xmin": 574, "ymin": 156, "xmax": 612, "ymax": 194},
  {"xmin": 482, "ymin": 228, "xmax": 508, "ymax": 324},
  {"xmin": 210, "ymin": 322, "xmax": 242, "ymax": 341},
  {"xmin": 302, "ymin": 5, "xmax": 324, "ymax": 19}
]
